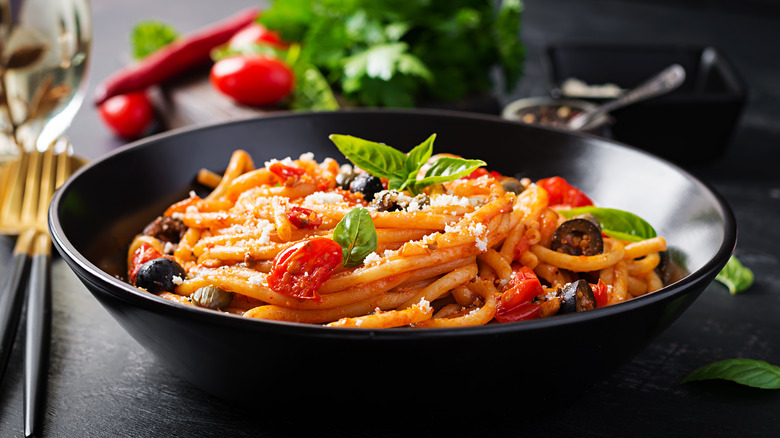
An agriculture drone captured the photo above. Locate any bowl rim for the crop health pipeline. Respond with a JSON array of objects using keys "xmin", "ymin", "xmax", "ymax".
[{"xmin": 49, "ymin": 108, "xmax": 738, "ymax": 339}]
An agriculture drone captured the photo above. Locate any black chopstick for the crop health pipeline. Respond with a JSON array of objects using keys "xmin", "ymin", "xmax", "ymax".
[
  {"xmin": 23, "ymin": 232, "xmax": 52, "ymax": 438},
  {"xmin": 0, "ymin": 230, "xmax": 34, "ymax": 383}
]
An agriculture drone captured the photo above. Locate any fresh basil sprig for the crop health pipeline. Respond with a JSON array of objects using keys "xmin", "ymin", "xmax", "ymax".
[
  {"xmin": 559, "ymin": 206, "xmax": 656, "ymax": 242},
  {"xmin": 715, "ymin": 255, "xmax": 754, "ymax": 294},
  {"xmin": 332, "ymin": 207, "xmax": 378, "ymax": 268},
  {"xmin": 329, "ymin": 134, "xmax": 485, "ymax": 195},
  {"xmin": 682, "ymin": 358, "xmax": 780, "ymax": 389}
]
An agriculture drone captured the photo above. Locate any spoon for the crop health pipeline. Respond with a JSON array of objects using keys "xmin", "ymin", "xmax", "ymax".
[{"xmin": 566, "ymin": 64, "xmax": 686, "ymax": 130}]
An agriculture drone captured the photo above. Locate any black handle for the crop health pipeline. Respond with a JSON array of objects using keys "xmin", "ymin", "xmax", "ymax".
[
  {"xmin": 0, "ymin": 239, "xmax": 32, "ymax": 384},
  {"xmin": 24, "ymin": 249, "xmax": 51, "ymax": 438}
]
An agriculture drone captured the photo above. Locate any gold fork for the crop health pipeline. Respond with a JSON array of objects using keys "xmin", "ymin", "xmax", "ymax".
[{"xmin": 0, "ymin": 144, "xmax": 80, "ymax": 436}]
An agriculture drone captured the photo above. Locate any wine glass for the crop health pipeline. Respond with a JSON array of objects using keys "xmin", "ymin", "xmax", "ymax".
[{"xmin": 0, "ymin": 0, "xmax": 91, "ymax": 160}]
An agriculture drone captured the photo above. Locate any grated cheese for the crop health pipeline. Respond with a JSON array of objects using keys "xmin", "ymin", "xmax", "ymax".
[{"xmin": 304, "ymin": 191, "xmax": 344, "ymax": 204}]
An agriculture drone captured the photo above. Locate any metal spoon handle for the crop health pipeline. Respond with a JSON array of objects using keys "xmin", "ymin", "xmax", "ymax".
[{"xmin": 568, "ymin": 64, "xmax": 686, "ymax": 130}]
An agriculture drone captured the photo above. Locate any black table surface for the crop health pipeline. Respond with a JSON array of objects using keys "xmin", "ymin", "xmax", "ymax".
[{"xmin": 2, "ymin": 0, "xmax": 780, "ymax": 436}]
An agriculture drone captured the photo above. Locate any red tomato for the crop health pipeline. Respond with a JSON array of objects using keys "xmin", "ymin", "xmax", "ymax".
[
  {"xmin": 268, "ymin": 161, "xmax": 305, "ymax": 184},
  {"xmin": 210, "ymin": 55, "xmax": 294, "ymax": 106},
  {"xmin": 98, "ymin": 92, "xmax": 154, "ymax": 139},
  {"xmin": 591, "ymin": 279, "xmax": 609, "ymax": 308},
  {"xmin": 267, "ymin": 237, "xmax": 343, "ymax": 301},
  {"xmin": 536, "ymin": 176, "xmax": 593, "ymax": 208},
  {"xmin": 287, "ymin": 206, "xmax": 322, "ymax": 229},
  {"xmin": 495, "ymin": 301, "xmax": 542, "ymax": 323},
  {"xmin": 495, "ymin": 265, "xmax": 545, "ymax": 323},
  {"xmin": 128, "ymin": 243, "xmax": 162, "ymax": 285},
  {"xmin": 229, "ymin": 22, "xmax": 288, "ymax": 49}
]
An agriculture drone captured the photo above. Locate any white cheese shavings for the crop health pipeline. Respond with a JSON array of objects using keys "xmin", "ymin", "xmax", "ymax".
[
  {"xmin": 264, "ymin": 157, "xmax": 295, "ymax": 169},
  {"xmin": 171, "ymin": 275, "xmax": 183, "ymax": 286},
  {"xmin": 414, "ymin": 299, "xmax": 433, "ymax": 313},
  {"xmin": 299, "ymin": 152, "xmax": 315, "ymax": 161},
  {"xmin": 304, "ymin": 192, "xmax": 344, "ymax": 204},
  {"xmin": 429, "ymin": 194, "xmax": 471, "ymax": 208},
  {"xmin": 362, "ymin": 252, "xmax": 382, "ymax": 266}
]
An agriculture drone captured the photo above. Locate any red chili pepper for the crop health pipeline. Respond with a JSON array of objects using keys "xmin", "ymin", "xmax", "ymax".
[
  {"xmin": 537, "ymin": 176, "xmax": 593, "ymax": 208},
  {"xmin": 287, "ymin": 206, "xmax": 322, "ymax": 229},
  {"xmin": 94, "ymin": 8, "xmax": 260, "ymax": 106}
]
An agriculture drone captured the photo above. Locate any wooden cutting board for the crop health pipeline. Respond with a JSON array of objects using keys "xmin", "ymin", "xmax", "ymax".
[{"xmin": 152, "ymin": 67, "xmax": 502, "ymax": 130}]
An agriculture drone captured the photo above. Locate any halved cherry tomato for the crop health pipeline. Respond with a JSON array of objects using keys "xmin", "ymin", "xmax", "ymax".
[
  {"xmin": 495, "ymin": 265, "xmax": 545, "ymax": 323},
  {"xmin": 537, "ymin": 176, "xmax": 593, "ymax": 208},
  {"xmin": 287, "ymin": 206, "xmax": 322, "ymax": 229},
  {"xmin": 267, "ymin": 237, "xmax": 343, "ymax": 301},
  {"xmin": 128, "ymin": 242, "xmax": 163, "ymax": 285},
  {"xmin": 268, "ymin": 161, "xmax": 305, "ymax": 184},
  {"xmin": 210, "ymin": 55, "xmax": 294, "ymax": 106},
  {"xmin": 591, "ymin": 279, "xmax": 609, "ymax": 308},
  {"xmin": 228, "ymin": 22, "xmax": 288, "ymax": 49},
  {"xmin": 98, "ymin": 91, "xmax": 155, "ymax": 139},
  {"xmin": 495, "ymin": 301, "xmax": 542, "ymax": 323}
]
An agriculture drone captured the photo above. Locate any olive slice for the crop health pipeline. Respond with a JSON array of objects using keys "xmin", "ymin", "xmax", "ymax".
[
  {"xmin": 558, "ymin": 279, "xmax": 597, "ymax": 314},
  {"xmin": 550, "ymin": 218, "xmax": 604, "ymax": 256}
]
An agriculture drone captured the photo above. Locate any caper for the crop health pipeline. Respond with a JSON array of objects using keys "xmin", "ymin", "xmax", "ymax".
[{"xmin": 191, "ymin": 286, "xmax": 233, "ymax": 310}]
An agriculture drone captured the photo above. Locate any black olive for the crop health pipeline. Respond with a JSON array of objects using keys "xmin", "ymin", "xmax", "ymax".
[
  {"xmin": 573, "ymin": 213, "xmax": 601, "ymax": 231},
  {"xmin": 500, "ymin": 177, "xmax": 525, "ymax": 194},
  {"xmin": 143, "ymin": 216, "xmax": 187, "ymax": 244},
  {"xmin": 551, "ymin": 218, "xmax": 604, "ymax": 256},
  {"xmin": 336, "ymin": 170, "xmax": 357, "ymax": 190},
  {"xmin": 558, "ymin": 279, "xmax": 597, "ymax": 314},
  {"xmin": 349, "ymin": 173, "xmax": 384, "ymax": 202},
  {"xmin": 135, "ymin": 257, "xmax": 186, "ymax": 293},
  {"xmin": 191, "ymin": 286, "xmax": 233, "ymax": 310}
]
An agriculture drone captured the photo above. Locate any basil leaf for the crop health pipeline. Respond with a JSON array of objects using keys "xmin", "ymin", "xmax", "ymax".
[
  {"xmin": 411, "ymin": 157, "xmax": 486, "ymax": 192},
  {"xmin": 329, "ymin": 134, "xmax": 407, "ymax": 180},
  {"xmin": 682, "ymin": 359, "xmax": 780, "ymax": 389},
  {"xmin": 332, "ymin": 207, "xmax": 378, "ymax": 268},
  {"xmin": 715, "ymin": 255, "xmax": 754, "ymax": 294},
  {"xmin": 559, "ymin": 207, "xmax": 656, "ymax": 242},
  {"xmin": 404, "ymin": 134, "xmax": 435, "ymax": 176}
]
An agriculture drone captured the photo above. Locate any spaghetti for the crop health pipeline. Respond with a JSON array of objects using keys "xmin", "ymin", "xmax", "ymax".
[{"xmin": 126, "ymin": 136, "xmax": 669, "ymax": 328}]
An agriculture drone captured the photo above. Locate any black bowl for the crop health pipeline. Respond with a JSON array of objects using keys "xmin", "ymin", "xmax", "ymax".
[{"xmin": 49, "ymin": 110, "xmax": 736, "ymax": 405}]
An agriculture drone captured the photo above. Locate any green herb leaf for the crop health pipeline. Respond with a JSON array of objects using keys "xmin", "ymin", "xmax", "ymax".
[
  {"xmin": 330, "ymin": 133, "xmax": 486, "ymax": 195},
  {"xmin": 715, "ymin": 255, "xmax": 754, "ymax": 294},
  {"xmin": 559, "ymin": 207, "xmax": 657, "ymax": 242},
  {"xmin": 682, "ymin": 359, "xmax": 780, "ymax": 389},
  {"xmin": 332, "ymin": 207, "xmax": 378, "ymax": 268},
  {"xmin": 328, "ymin": 134, "xmax": 408, "ymax": 180},
  {"xmin": 130, "ymin": 20, "xmax": 179, "ymax": 60},
  {"xmin": 412, "ymin": 157, "xmax": 486, "ymax": 191}
]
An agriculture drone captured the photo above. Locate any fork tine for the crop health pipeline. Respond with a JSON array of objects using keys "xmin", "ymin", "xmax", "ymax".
[
  {"xmin": 20, "ymin": 151, "xmax": 42, "ymax": 228},
  {"xmin": 36, "ymin": 147, "xmax": 56, "ymax": 232},
  {"xmin": 0, "ymin": 152, "xmax": 29, "ymax": 233}
]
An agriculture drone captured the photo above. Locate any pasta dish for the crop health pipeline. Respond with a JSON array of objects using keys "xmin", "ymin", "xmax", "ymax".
[{"xmin": 126, "ymin": 134, "xmax": 669, "ymax": 328}]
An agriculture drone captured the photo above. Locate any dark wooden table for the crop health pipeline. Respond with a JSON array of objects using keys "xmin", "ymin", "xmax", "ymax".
[{"xmin": 2, "ymin": 0, "xmax": 780, "ymax": 436}]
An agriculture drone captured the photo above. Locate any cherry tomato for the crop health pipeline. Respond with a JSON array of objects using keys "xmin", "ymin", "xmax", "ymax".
[
  {"xmin": 268, "ymin": 161, "xmax": 305, "ymax": 184},
  {"xmin": 537, "ymin": 176, "xmax": 593, "ymax": 208},
  {"xmin": 495, "ymin": 265, "xmax": 545, "ymax": 323},
  {"xmin": 287, "ymin": 206, "xmax": 322, "ymax": 229},
  {"xmin": 591, "ymin": 279, "xmax": 609, "ymax": 308},
  {"xmin": 267, "ymin": 237, "xmax": 343, "ymax": 301},
  {"xmin": 98, "ymin": 91, "xmax": 155, "ymax": 139},
  {"xmin": 210, "ymin": 55, "xmax": 294, "ymax": 106},
  {"xmin": 128, "ymin": 242, "xmax": 163, "ymax": 285},
  {"xmin": 229, "ymin": 22, "xmax": 288, "ymax": 49}
]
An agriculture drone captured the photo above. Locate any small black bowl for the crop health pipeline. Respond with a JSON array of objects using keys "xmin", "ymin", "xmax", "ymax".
[
  {"xmin": 546, "ymin": 44, "xmax": 746, "ymax": 164},
  {"xmin": 49, "ymin": 110, "xmax": 736, "ymax": 405}
]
